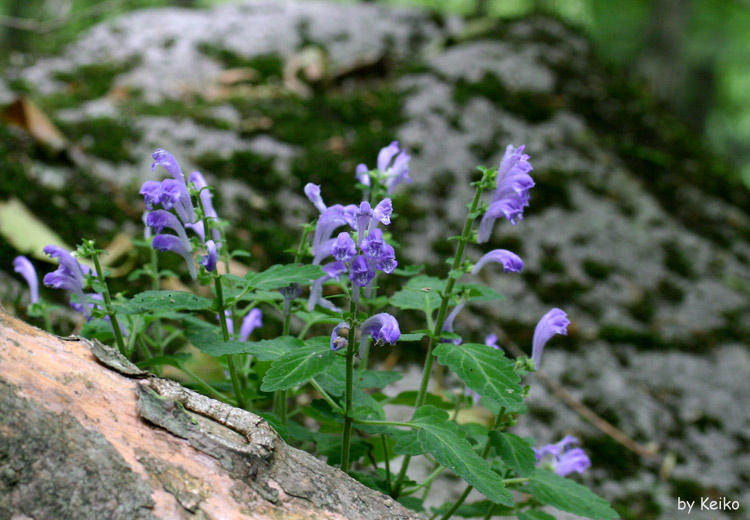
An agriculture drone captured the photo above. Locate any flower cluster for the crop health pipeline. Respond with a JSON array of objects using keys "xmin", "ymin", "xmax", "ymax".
[
  {"xmin": 41, "ymin": 245, "xmax": 90, "ymax": 316},
  {"xmin": 140, "ymin": 149, "xmax": 219, "ymax": 278},
  {"xmin": 534, "ymin": 436, "xmax": 591, "ymax": 477},
  {"xmin": 306, "ymin": 184, "xmax": 397, "ymax": 310},
  {"xmin": 478, "ymin": 144, "xmax": 534, "ymax": 243}
]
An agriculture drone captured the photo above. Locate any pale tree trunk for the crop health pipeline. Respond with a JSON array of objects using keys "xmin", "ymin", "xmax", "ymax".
[{"xmin": 0, "ymin": 311, "xmax": 423, "ymax": 520}]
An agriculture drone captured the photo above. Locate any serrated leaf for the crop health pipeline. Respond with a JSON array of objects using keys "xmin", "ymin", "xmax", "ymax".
[
  {"xmin": 517, "ymin": 511, "xmax": 557, "ymax": 520},
  {"xmin": 529, "ymin": 469, "xmax": 618, "ymax": 520},
  {"xmin": 456, "ymin": 283, "xmax": 504, "ymax": 302},
  {"xmin": 410, "ymin": 406, "xmax": 513, "ymax": 505},
  {"xmin": 390, "ymin": 275, "xmax": 445, "ymax": 311},
  {"xmin": 246, "ymin": 264, "xmax": 324, "ymax": 290},
  {"xmin": 392, "ymin": 429, "xmax": 424, "ymax": 456},
  {"xmin": 433, "ymin": 343, "xmax": 524, "ymax": 412},
  {"xmin": 490, "ymin": 432, "xmax": 536, "ymax": 477},
  {"xmin": 129, "ymin": 290, "xmax": 214, "ymax": 312},
  {"xmin": 218, "ymin": 336, "xmax": 304, "ymax": 360},
  {"xmin": 261, "ymin": 345, "xmax": 336, "ymax": 391}
]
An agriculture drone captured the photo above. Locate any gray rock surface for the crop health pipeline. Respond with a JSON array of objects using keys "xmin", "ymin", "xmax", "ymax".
[{"xmin": 2, "ymin": 1, "xmax": 749, "ymax": 518}]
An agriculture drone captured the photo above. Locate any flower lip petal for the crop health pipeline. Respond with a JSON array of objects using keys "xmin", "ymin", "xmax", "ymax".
[
  {"xmin": 152, "ymin": 148, "xmax": 184, "ymax": 182},
  {"xmin": 471, "ymin": 249, "xmax": 524, "ymax": 274},
  {"xmin": 377, "ymin": 141, "xmax": 400, "ymax": 172},
  {"xmin": 200, "ymin": 240, "xmax": 218, "ymax": 272},
  {"xmin": 304, "ymin": 183, "xmax": 327, "ymax": 213},
  {"xmin": 13, "ymin": 255, "xmax": 39, "ymax": 304}
]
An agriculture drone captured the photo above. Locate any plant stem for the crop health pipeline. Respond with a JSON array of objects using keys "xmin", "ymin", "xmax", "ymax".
[
  {"xmin": 180, "ymin": 365, "xmax": 234, "ymax": 404},
  {"xmin": 215, "ymin": 275, "xmax": 246, "ymax": 409},
  {"xmin": 381, "ymin": 434, "xmax": 392, "ymax": 493},
  {"xmin": 351, "ymin": 418, "xmax": 417, "ymax": 428},
  {"xmin": 439, "ymin": 411, "xmax": 503, "ymax": 520},
  {"xmin": 501, "ymin": 477, "xmax": 530, "ymax": 485},
  {"xmin": 400, "ymin": 465, "xmax": 444, "ymax": 496},
  {"xmin": 92, "ymin": 252, "xmax": 127, "ymax": 356},
  {"xmin": 340, "ymin": 297, "xmax": 358, "ymax": 474},
  {"xmin": 393, "ymin": 180, "xmax": 486, "ymax": 495},
  {"xmin": 310, "ymin": 379, "xmax": 342, "ymax": 412}
]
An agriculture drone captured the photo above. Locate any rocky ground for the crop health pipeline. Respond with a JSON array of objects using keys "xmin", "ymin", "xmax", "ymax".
[{"xmin": 1, "ymin": 1, "xmax": 749, "ymax": 518}]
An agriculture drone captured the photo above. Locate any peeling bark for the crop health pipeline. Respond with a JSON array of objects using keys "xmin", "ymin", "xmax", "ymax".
[{"xmin": 0, "ymin": 311, "xmax": 423, "ymax": 520}]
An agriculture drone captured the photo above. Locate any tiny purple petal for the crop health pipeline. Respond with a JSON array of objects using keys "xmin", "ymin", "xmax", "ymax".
[
  {"xmin": 377, "ymin": 141, "xmax": 400, "ymax": 172},
  {"xmin": 331, "ymin": 232, "xmax": 356, "ymax": 263},
  {"xmin": 359, "ymin": 312, "xmax": 400, "ymax": 354},
  {"xmin": 376, "ymin": 243, "xmax": 397, "ymax": 274},
  {"xmin": 531, "ymin": 308, "xmax": 569, "ymax": 368},
  {"xmin": 152, "ymin": 148, "xmax": 184, "ymax": 182},
  {"xmin": 534, "ymin": 436, "xmax": 590, "ymax": 476},
  {"xmin": 349, "ymin": 255, "xmax": 375, "ymax": 287},
  {"xmin": 13, "ymin": 256, "xmax": 39, "ymax": 304},
  {"xmin": 360, "ymin": 228, "xmax": 385, "ymax": 260},
  {"xmin": 372, "ymin": 198, "xmax": 392, "ymax": 226},
  {"xmin": 485, "ymin": 333, "xmax": 501, "ymax": 350},
  {"xmin": 471, "ymin": 249, "xmax": 524, "ymax": 275},
  {"xmin": 140, "ymin": 180, "xmax": 163, "ymax": 210},
  {"xmin": 385, "ymin": 151, "xmax": 411, "ymax": 194},
  {"xmin": 355, "ymin": 201, "xmax": 373, "ymax": 243},
  {"xmin": 304, "ymin": 183, "xmax": 327, "ymax": 213},
  {"xmin": 239, "ymin": 308, "xmax": 263, "ymax": 342},
  {"xmin": 330, "ymin": 321, "xmax": 349, "ymax": 351},
  {"xmin": 555, "ymin": 448, "xmax": 592, "ymax": 476},
  {"xmin": 200, "ymin": 240, "xmax": 218, "ymax": 272}
]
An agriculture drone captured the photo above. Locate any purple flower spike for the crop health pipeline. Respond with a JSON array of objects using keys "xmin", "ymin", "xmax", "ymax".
[
  {"xmin": 152, "ymin": 234, "xmax": 197, "ymax": 280},
  {"xmin": 13, "ymin": 256, "xmax": 39, "ymax": 304},
  {"xmin": 355, "ymin": 164, "xmax": 370, "ymax": 187},
  {"xmin": 152, "ymin": 148, "xmax": 185, "ymax": 182},
  {"xmin": 239, "ymin": 309, "xmax": 263, "ymax": 342},
  {"xmin": 349, "ymin": 255, "xmax": 375, "ymax": 288},
  {"xmin": 531, "ymin": 308, "xmax": 569, "ymax": 368},
  {"xmin": 478, "ymin": 144, "xmax": 534, "ymax": 243},
  {"xmin": 359, "ymin": 312, "xmax": 400, "ymax": 354},
  {"xmin": 200, "ymin": 240, "xmax": 218, "ymax": 272},
  {"xmin": 43, "ymin": 245, "xmax": 89, "ymax": 316},
  {"xmin": 441, "ymin": 303, "xmax": 465, "ymax": 345},
  {"xmin": 304, "ymin": 183, "xmax": 327, "ymax": 214},
  {"xmin": 534, "ymin": 436, "xmax": 591, "ymax": 476},
  {"xmin": 376, "ymin": 244, "xmax": 398, "ymax": 274},
  {"xmin": 330, "ymin": 321, "xmax": 349, "ymax": 351},
  {"xmin": 472, "ymin": 249, "xmax": 524, "ymax": 274},
  {"xmin": 360, "ymin": 228, "xmax": 385, "ymax": 260},
  {"xmin": 332, "ymin": 232, "xmax": 356, "ymax": 263}
]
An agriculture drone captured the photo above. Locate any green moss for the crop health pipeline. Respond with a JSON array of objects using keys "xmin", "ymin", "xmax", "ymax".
[
  {"xmin": 627, "ymin": 290, "xmax": 655, "ymax": 323},
  {"xmin": 40, "ymin": 60, "xmax": 138, "ymax": 110},
  {"xmin": 57, "ymin": 117, "xmax": 141, "ymax": 163},
  {"xmin": 582, "ymin": 258, "xmax": 612, "ymax": 280},
  {"xmin": 662, "ymin": 240, "xmax": 695, "ymax": 279},
  {"xmin": 453, "ymin": 74, "xmax": 556, "ymax": 123},
  {"xmin": 197, "ymin": 43, "xmax": 284, "ymax": 82},
  {"xmin": 656, "ymin": 278, "xmax": 685, "ymax": 303}
]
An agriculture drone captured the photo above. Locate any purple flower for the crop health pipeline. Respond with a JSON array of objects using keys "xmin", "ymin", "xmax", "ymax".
[
  {"xmin": 478, "ymin": 144, "xmax": 534, "ymax": 243},
  {"xmin": 349, "ymin": 255, "xmax": 375, "ymax": 288},
  {"xmin": 331, "ymin": 232, "xmax": 356, "ymax": 263},
  {"xmin": 308, "ymin": 261, "xmax": 347, "ymax": 311},
  {"xmin": 147, "ymin": 210, "xmax": 191, "ymax": 245},
  {"xmin": 377, "ymin": 141, "xmax": 401, "ymax": 172},
  {"xmin": 372, "ymin": 141, "xmax": 412, "ymax": 194},
  {"xmin": 360, "ymin": 228, "xmax": 385, "ymax": 260},
  {"xmin": 152, "ymin": 148, "xmax": 185, "ymax": 182},
  {"xmin": 441, "ymin": 303, "xmax": 465, "ymax": 345},
  {"xmin": 359, "ymin": 312, "xmax": 400, "ymax": 354},
  {"xmin": 140, "ymin": 180, "xmax": 163, "ymax": 210},
  {"xmin": 330, "ymin": 321, "xmax": 349, "ymax": 351},
  {"xmin": 239, "ymin": 308, "xmax": 263, "ymax": 341},
  {"xmin": 355, "ymin": 201, "xmax": 373, "ymax": 243},
  {"xmin": 190, "ymin": 171, "xmax": 221, "ymax": 242},
  {"xmin": 160, "ymin": 178, "xmax": 195, "ymax": 225},
  {"xmin": 372, "ymin": 198, "xmax": 393, "ymax": 226},
  {"xmin": 200, "ymin": 240, "xmax": 218, "ymax": 272},
  {"xmin": 485, "ymin": 333, "xmax": 501, "ymax": 350},
  {"xmin": 42, "ymin": 245, "xmax": 89, "ymax": 316},
  {"xmin": 534, "ymin": 436, "xmax": 591, "ymax": 477},
  {"xmin": 13, "ymin": 256, "xmax": 39, "ymax": 304},
  {"xmin": 152, "ymin": 234, "xmax": 197, "ymax": 280},
  {"xmin": 304, "ymin": 183, "xmax": 328, "ymax": 214},
  {"xmin": 311, "ymin": 204, "xmax": 357, "ymax": 264},
  {"xmin": 376, "ymin": 244, "xmax": 398, "ymax": 274},
  {"xmin": 471, "ymin": 249, "xmax": 524, "ymax": 274},
  {"xmin": 355, "ymin": 164, "xmax": 371, "ymax": 188},
  {"xmin": 531, "ymin": 308, "xmax": 569, "ymax": 368}
]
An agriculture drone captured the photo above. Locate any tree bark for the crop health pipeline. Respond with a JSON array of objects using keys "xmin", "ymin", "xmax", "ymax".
[{"xmin": 0, "ymin": 311, "xmax": 423, "ymax": 520}]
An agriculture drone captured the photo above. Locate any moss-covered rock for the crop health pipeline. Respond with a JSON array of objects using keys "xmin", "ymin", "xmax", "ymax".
[{"xmin": 1, "ymin": 2, "xmax": 749, "ymax": 518}]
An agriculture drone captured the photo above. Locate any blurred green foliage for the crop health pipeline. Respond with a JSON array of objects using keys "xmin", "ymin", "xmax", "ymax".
[{"xmin": 2, "ymin": 0, "xmax": 750, "ymax": 185}]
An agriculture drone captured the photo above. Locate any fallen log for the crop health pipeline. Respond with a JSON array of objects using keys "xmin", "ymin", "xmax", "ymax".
[{"xmin": 0, "ymin": 311, "xmax": 423, "ymax": 519}]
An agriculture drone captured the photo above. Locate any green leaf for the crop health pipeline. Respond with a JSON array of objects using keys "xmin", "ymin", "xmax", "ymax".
[
  {"xmin": 261, "ymin": 346, "xmax": 337, "ymax": 391},
  {"xmin": 433, "ymin": 343, "xmax": 524, "ymax": 412},
  {"xmin": 296, "ymin": 310, "xmax": 344, "ymax": 327},
  {"xmin": 246, "ymin": 264, "xmax": 324, "ymax": 290},
  {"xmin": 379, "ymin": 391, "xmax": 453, "ymax": 409},
  {"xmin": 392, "ymin": 429, "xmax": 424, "ymax": 456},
  {"xmin": 314, "ymin": 357, "xmax": 347, "ymax": 396},
  {"xmin": 128, "ymin": 291, "xmax": 214, "ymax": 312},
  {"xmin": 390, "ymin": 275, "xmax": 445, "ymax": 312},
  {"xmin": 397, "ymin": 496, "xmax": 425, "ymax": 513},
  {"xmin": 489, "ymin": 432, "xmax": 536, "ymax": 477},
  {"xmin": 456, "ymin": 283, "xmax": 504, "ymax": 302},
  {"xmin": 355, "ymin": 370, "xmax": 402, "ymax": 389},
  {"xmin": 398, "ymin": 332, "xmax": 426, "ymax": 342},
  {"xmin": 218, "ymin": 336, "xmax": 304, "ymax": 360},
  {"xmin": 432, "ymin": 500, "xmax": 514, "ymax": 518},
  {"xmin": 410, "ymin": 406, "xmax": 513, "ymax": 505},
  {"xmin": 517, "ymin": 511, "xmax": 557, "ymax": 520},
  {"xmin": 529, "ymin": 469, "xmax": 618, "ymax": 520},
  {"xmin": 392, "ymin": 264, "xmax": 424, "ymax": 277}
]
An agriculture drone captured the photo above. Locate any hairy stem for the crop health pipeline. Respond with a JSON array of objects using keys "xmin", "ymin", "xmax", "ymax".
[{"xmin": 92, "ymin": 252, "xmax": 126, "ymax": 356}]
